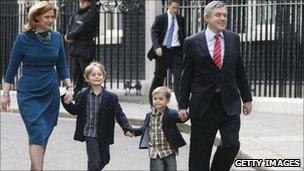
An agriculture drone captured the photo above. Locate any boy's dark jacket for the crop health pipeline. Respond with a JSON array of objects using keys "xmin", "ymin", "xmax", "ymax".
[
  {"xmin": 133, "ymin": 107, "xmax": 187, "ymax": 150},
  {"xmin": 61, "ymin": 87, "xmax": 132, "ymax": 145}
]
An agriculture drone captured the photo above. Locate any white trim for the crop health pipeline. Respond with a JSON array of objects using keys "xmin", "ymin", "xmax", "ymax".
[
  {"xmin": 241, "ymin": 0, "xmax": 276, "ymax": 42},
  {"xmin": 96, "ymin": 29, "xmax": 123, "ymax": 44},
  {"xmin": 97, "ymin": 1, "xmax": 123, "ymax": 45}
]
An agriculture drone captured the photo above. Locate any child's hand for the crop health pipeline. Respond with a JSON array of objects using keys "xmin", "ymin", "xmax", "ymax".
[{"xmin": 125, "ymin": 131, "xmax": 134, "ymax": 137}]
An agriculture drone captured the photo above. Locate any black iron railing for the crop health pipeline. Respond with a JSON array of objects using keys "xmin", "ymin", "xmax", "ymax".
[
  {"xmin": 162, "ymin": 0, "xmax": 303, "ymax": 98},
  {"xmin": 1, "ymin": 0, "xmax": 303, "ymax": 98},
  {"xmin": 0, "ymin": 0, "xmax": 145, "ymax": 90}
]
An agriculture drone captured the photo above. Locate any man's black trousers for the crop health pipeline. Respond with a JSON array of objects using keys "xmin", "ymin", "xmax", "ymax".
[
  {"xmin": 149, "ymin": 47, "xmax": 183, "ymax": 106},
  {"xmin": 189, "ymin": 93, "xmax": 241, "ymax": 171}
]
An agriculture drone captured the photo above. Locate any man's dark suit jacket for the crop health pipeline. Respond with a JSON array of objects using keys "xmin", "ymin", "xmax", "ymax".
[
  {"xmin": 179, "ymin": 30, "xmax": 252, "ymax": 118},
  {"xmin": 133, "ymin": 107, "xmax": 187, "ymax": 150},
  {"xmin": 61, "ymin": 87, "xmax": 132, "ymax": 144},
  {"xmin": 66, "ymin": 6, "xmax": 98, "ymax": 58},
  {"xmin": 147, "ymin": 13, "xmax": 186, "ymax": 60}
]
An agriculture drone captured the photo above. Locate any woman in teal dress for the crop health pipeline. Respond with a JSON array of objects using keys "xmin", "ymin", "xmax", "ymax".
[{"xmin": 0, "ymin": 1, "xmax": 73, "ymax": 170}]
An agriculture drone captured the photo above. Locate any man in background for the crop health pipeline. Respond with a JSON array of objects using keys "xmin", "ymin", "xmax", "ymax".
[
  {"xmin": 147, "ymin": 0, "xmax": 186, "ymax": 106},
  {"xmin": 65, "ymin": 0, "xmax": 98, "ymax": 97}
]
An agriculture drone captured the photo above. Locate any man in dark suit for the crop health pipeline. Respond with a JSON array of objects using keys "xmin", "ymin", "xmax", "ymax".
[
  {"xmin": 148, "ymin": 0, "xmax": 186, "ymax": 106},
  {"xmin": 179, "ymin": 1, "xmax": 253, "ymax": 170}
]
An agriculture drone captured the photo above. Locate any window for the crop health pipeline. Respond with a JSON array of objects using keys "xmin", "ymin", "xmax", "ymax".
[
  {"xmin": 98, "ymin": 0, "xmax": 123, "ymax": 44},
  {"xmin": 241, "ymin": 0, "xmax": 276, "ymax": 41}
]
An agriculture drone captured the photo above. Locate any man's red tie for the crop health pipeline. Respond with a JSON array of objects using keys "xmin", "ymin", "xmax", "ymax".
[
  {"xmin": 213, "ymin": 35, "xmax": 222, "ymax": 69},
  {"xmin": 214, "ymin": 35, "xmax": 221, "ymax": 92}
]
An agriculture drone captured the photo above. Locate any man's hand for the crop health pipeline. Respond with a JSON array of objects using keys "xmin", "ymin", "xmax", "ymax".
[
  {"xmin": 179, "ymin": 109, "xmax": 189, "ymax": 121},
  {"xmin": 64, "ymin": 35, "xmax": 73, "ymax": 43},
  {"xmin": 243, "ymin": 101, "xmax": 253, "ymax": 115},
  {"xmin": 155, "ymin": 48, "xmax": 162, "ymax": 57}
]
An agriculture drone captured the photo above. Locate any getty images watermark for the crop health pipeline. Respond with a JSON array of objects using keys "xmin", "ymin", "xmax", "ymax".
[{"xmin": 234, "ymin": 159, "xmax": 301, "ymax": 168}]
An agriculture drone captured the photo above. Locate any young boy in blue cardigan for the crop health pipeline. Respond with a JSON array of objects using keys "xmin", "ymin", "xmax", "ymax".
[
  {"xmin": 61, "ymin": 62, "xmax": 133, "ymax": 170},
  {"xmin": 132, "ymin": 86, "xmax": 188, "ymax": 171}
]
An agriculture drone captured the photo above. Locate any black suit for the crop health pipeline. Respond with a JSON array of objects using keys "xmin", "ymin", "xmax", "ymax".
[
  {"xmin": 148, "ymin": 12, "xmax": 186, "ymax": 105},
  {"xmin": 180, "ymin": 30, "xmax": 252, "ymax": 170}
]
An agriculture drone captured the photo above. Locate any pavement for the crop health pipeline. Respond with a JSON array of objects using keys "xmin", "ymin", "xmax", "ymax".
[
  {"xmin": 1, "ymin": 90, "xmax": 303, "ymax": 170},
  {"xmin": 1, "ymin": 112, "xmax": 256, "ymax": 170}
]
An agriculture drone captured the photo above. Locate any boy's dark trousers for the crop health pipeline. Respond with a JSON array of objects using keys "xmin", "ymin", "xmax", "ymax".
[
  {"xmin": 150, "ymin": 153, "xmax": 177, "ymax": 171},
  {"xmin": 86, "ymin": 137, "xmax": 110, "ymax": 171}
]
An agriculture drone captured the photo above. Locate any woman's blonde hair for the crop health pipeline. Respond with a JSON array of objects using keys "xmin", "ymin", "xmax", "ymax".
[
  {"xmin": 24, "ymin": 1, "xmax": 58, "ymax": 31},
  {"xmin": 84, "ymin": 61, "xmax": 107, "ymax": 79}
]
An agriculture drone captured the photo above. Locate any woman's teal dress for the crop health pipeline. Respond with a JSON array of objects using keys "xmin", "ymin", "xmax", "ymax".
[{"xmin": 5, "ymin": 30, "xmax": 70, "ymax": 146}]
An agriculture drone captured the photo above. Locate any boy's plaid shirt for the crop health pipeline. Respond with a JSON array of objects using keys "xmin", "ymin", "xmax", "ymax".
[{"xmin": 148, "ymin": 110, "xmax": 175, "ymax": 158}]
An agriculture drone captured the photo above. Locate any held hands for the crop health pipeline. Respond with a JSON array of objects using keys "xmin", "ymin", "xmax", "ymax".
[
  {"xmin": 125, "ymin": 131, "xmax": 134, "ymax": 137},
  {"xmin": 155, "ymin": 48, "xmax": 162, "ymax": 57},
  {"xmin": 243, "ymin": 101, "xmax": 253, "ymax": 115},
  {"xmin": 63, "ymin": 87, "xmax": 74, "ymax": 104},
  {"xmin": 179, "ymin": 109, "xmax": 189, "ymax": 121},
  {"xmin": 1, "ymin": 94, "xmax": 11, "ymax": 111}
]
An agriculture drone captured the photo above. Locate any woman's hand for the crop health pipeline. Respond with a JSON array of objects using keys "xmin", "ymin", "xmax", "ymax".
[
  {"xmin": 63, "ymin": 87, "xmax": 74, "ymax": 104},
  {"xmin": 1, "ymin": 94, "xmax": 11, "ymax": 111},
  {"xmin": 1, "ymin": 83, "xmax": 12, "ymax": 111}
]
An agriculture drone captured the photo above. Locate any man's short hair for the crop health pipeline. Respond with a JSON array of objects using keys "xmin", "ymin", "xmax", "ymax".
[
  {"xmin": 168, "ymin": 0, "xmax": 180, "ymax": 5},
  {"xmin": 152, "ymin": 86, "xmax": 172, "ymax": 100},
  {"xmin": 79, "ymin": 0, "xmax": 92, "ymax": 2},
  {"xmin": 204, "ymin": 1, "xmax": 226, "ymax": 16}
]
